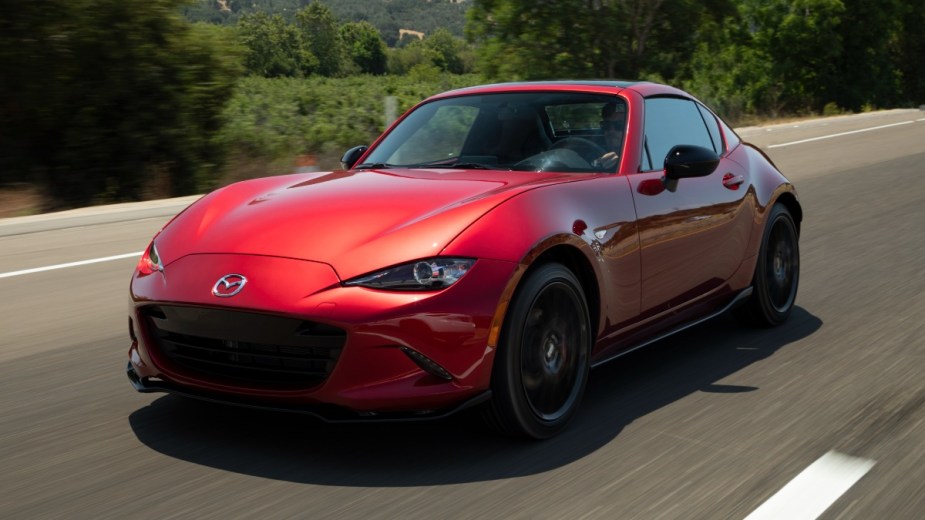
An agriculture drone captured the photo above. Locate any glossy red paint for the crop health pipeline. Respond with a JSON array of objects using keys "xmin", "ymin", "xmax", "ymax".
[
  {"xmin": 130, "ymin": 253, "xmax": 516, "ymax": 411},
  {"xmin": 152, "ymin": 169, "xmax": 575, "ymax": 281},
  {"xmin": 127, "ymin": 80, "xmax": 801, "ymax": 428}
]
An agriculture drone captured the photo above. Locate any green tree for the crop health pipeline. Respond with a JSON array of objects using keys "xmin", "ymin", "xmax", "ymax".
[
  {"xmin": 387, "ymin": 39, "xmax": 440, "ymax": 75},
  {"xmin": 296, "ymin": 1, "xmax": 345, "ymax": 77},
  {"xmin": 0, "ymin": 0, "xmax": 243, "ymax": 206},
  {"xmin": 833, "ymin": 0, "xmax": 903, "ymax": 110},
  {"xmin": 340, "ymin": 21, "xmax": 388, "ymax": 75},
  {"xmin": 238, "ymin": 12, "xmax": 315, "ymax": 77},
  {"xmin": 424, "ymin": 28, "xmax": 469, "ymax": 74},
  {"xmin": 741, "ymin": 0, "xmax": 846, "ymax": 112},
  {"xmin": 687, "ymin": 0, "xmax": 857, "ymax": 117},
  {"xmin": 897, "ymin": 1, "xmax": 925, "ymax": 104},
  {"xmin": 684, "ymin": 16, "xmax": 774, "ymax": 121},
  {"xmin": 466, "ymin": 0, "xmax": 730, "ymax": 81},
  {"xmin": 466, "ymin": 0, "xmax": 596, "ymax": 80},
  {"xmin": 182, "ymin": 0, "xmax": 473, "ymax": 46}
]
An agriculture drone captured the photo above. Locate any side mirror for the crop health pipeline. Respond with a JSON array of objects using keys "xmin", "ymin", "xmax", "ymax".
[
  {"xmin": 341, "ymin": 145, "xmax": 368, "ymax": 170},
  {"xmin": 663, "ymin": 145, "xmax": 720, "ymax": 192}
]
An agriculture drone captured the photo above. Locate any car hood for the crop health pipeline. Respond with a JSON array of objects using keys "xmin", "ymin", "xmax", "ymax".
[{"xmin": 155, "ymin": 168, "xmax": 575, "ymax": 280}]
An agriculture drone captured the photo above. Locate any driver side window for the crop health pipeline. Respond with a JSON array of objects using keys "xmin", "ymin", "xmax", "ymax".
[{"xmin": 643, "ymin": 97, "xmax": 714, "ymax": 172}]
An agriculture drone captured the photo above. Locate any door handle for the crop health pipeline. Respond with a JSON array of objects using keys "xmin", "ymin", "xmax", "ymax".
[{"xmin": 722, "ymin": 173, "xmax": 745, "ymax": 190}]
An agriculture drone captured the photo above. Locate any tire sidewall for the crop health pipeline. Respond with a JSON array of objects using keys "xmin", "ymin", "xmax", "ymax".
[
  {"xmin": 492, "ymin": 263, "xmax": 591, "ymax": 439},
  {"xmin": 753, "ymin": 204, "xmax": 800, "ymax": 325}
]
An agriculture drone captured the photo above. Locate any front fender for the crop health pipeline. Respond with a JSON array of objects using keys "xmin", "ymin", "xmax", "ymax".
[{"xmin": 441, "ymin": 175, "xmax": 641, "ymax": 348}]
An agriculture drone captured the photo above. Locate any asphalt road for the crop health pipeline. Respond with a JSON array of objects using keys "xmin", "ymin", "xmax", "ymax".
[{"xmin": 1, "ymin": 109, "xmax": 924, "ymax": 519}]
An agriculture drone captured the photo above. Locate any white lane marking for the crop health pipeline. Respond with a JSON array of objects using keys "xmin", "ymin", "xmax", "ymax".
[
  {"xmin": 768, "ymin": 120, "xmax": 915, "ymax": 148},
  {"xmin": 744, "ymin": 451, "xmax": 876, "ymax": 520},
  {"xmin": 0, "ymin": 252, "xmax": 143, "ymax": 279}
]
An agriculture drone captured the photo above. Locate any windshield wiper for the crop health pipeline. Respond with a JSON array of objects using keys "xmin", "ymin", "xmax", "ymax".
[
  {"xmin": 354, "ymin": 163, "xmax": 393, "ymax": 170},
  {"xmin": 425, "ymin": 162, "xmax": 495, "ymax": 170}
]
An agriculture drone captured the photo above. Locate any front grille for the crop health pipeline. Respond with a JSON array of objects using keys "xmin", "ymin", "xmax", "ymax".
[{"xmin": 142, "ymin": 305, "xmax": 346, "ymax": 388}]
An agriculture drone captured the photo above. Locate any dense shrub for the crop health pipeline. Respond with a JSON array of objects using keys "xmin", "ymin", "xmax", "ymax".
[{"xmin": 217, "ymin": 74, "xmax": 480, "ymax": 174}]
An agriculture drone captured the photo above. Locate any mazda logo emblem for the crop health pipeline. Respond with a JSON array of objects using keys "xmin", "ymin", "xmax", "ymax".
[{"xmin": 212, "ymin": 274, "xmax": 247, "ymax": 297}]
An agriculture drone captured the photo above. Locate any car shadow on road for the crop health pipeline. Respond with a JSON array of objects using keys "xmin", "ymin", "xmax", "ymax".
[{"xmin": 129, "ymin": 306, "xmax": 821, "ymax": 486}]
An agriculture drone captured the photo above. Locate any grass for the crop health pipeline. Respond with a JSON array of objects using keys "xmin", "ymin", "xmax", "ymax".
[{"xmin": 0, "ymin": 185, "xmax": 42, "ymax": 218}]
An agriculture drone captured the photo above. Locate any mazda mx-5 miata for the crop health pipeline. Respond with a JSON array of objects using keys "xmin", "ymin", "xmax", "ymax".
[{"xmin": 127, "ymin": 81, "xmax": 801, "ymax": 438}]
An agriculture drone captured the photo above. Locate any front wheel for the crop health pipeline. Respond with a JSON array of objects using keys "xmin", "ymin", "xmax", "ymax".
[
  {"xmin": 735, "ymin": 203, "xmax": 800, "ymax": 326},
  {"xmin": 484, "ymin": 263, "xmax": 591, "ymax": 439}
]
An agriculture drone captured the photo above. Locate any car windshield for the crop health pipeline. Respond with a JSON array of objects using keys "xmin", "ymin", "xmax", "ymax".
[{"xmin": 360, "ymin": 92, "xmax": 626, "ymax": 173}]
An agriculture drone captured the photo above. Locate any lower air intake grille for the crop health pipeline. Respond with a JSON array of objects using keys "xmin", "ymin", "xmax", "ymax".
[{"xmin": 142, "ymin": 305, "xmax": 345, "ymax": 388}]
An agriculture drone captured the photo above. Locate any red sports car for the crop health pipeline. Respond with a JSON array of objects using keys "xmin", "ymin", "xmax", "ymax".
[{"xmin": 127, "ymin": 81, "xmax": 800, "ymax": 439}]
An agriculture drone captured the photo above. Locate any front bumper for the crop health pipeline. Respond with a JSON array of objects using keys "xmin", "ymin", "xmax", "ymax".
[
  {"xmin": 126, "ymin": 362, "xmax": 491, "ymax": 422},
  {"xmin": 128, "ymin": 253, "xmax": 516, "ymax": 415}
]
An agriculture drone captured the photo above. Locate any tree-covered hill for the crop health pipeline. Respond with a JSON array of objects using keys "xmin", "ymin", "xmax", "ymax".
[
  {"xmin": 4, "ymin": 0, "xmax": 923, "ymax": 210},
  {"xmin": 184, "ymin": 0, "xmax": 471, "ymax": 46}
]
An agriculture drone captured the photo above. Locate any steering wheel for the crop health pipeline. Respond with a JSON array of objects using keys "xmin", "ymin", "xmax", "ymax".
[{"xmin": 550, "ymin": 137, "xmax": 607, "ymax": 164}]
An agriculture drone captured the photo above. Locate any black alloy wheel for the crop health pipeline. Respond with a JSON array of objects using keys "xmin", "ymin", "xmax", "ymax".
[
  {"xmin": 735, "ymin": 203, "xmax": 800, "ymax": 326},
  {"xmin": 484, "ymin": 263, "xmax": 591, "ymax": 439}
]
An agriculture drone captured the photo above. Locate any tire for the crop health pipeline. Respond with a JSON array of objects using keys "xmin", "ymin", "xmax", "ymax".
[
  {"xmin": 483, "ymin": 263, "xmax": 592, "ymax": 439},
  {"xmin": 735, "ymin": 203, "xmax": 800, "ymax": 326}
]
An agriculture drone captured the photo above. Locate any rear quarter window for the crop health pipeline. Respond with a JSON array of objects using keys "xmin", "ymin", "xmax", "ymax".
[
  {"xmin": 697, "ymin": 103, "xmax": 724, "ymax": 154},
  {"xmin": 718, "ymin": 117, "xmax": 741, "ymax": 151}
]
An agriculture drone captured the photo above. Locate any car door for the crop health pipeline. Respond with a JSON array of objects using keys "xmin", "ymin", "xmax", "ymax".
[{"xmin": 628, "ymin": 96, "xmax": 754, "ymax": 316}]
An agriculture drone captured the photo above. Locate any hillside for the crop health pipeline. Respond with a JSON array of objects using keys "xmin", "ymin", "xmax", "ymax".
[{"xmin": 183, "ymin": 0, "xmax": 471, "ymax": 46}]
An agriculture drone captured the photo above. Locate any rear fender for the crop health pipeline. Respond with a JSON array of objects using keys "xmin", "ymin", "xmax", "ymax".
[{"xmin": 734, "ymin": 144, "xmax": 802, "ymax": 258}]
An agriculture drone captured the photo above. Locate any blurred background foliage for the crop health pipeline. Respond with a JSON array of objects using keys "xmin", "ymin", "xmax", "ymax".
[
  {"xmin": 468, "ymin": 0, "xmax": 925, "ymax": 119},
  {"xmin": 0, "ymin": 0, "xmax": 243, "ymax": 207},
  {"xmin": 182, "ymin": 0, "xmax": 471, "ymax": 46},
  {"xmin": 0, "ymin": 0, "xmax": 923, "ymax": 209}
]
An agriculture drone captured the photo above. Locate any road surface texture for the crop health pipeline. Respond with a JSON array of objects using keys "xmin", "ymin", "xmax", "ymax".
[{"xmin": 1, "ymin": 109, "xmax": 924, "ymax": 519}]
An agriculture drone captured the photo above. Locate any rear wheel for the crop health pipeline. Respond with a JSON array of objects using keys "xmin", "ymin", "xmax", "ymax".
[
  {"xmin": 484, "ymin": 263, "xmax": 591, "ymax": 439},
  {"xmin": 735, "ymin": 203, "xmax": 800, "ymax": 326}
]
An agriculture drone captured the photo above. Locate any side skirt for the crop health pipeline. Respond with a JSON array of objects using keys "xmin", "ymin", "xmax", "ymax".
[{"xmin": 590, "ymin": 286, "xmax": 753, "ymax": 369}]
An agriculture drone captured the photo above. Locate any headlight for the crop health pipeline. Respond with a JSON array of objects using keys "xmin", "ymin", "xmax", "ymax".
[
  {"xmin": 136, "ymin": 241, "xmax": 163, "ymax": 276},
  {"xmin": 344, "ymin": 258, "xmax": 475, "ymax": 290}
]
